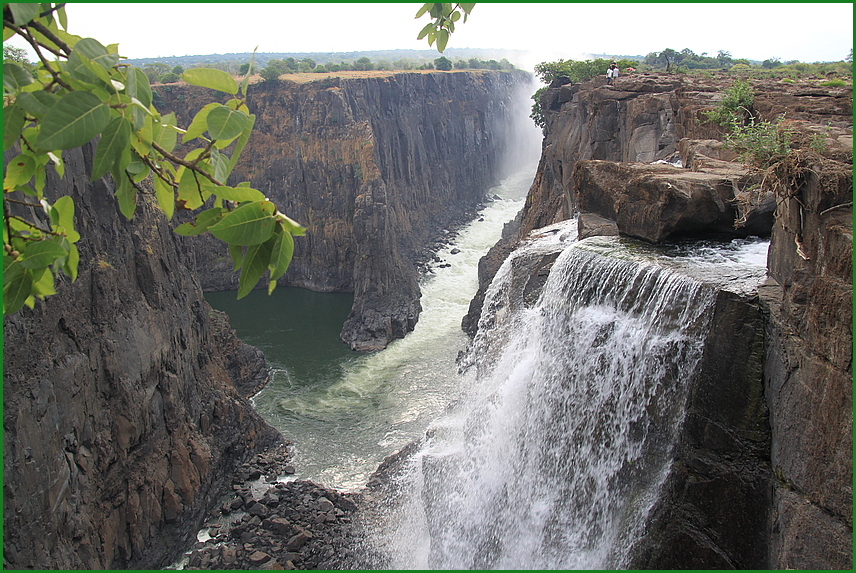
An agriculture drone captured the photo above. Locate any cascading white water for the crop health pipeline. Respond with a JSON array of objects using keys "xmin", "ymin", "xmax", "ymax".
[{"xmin": 366, "ymin": 226, "xmax": 725, "ymax": 569}]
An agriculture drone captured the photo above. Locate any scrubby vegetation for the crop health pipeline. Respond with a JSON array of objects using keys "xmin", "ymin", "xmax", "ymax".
[{"xmin": 529, "ymin": 47, "xmax": 852, "ymax": 129}]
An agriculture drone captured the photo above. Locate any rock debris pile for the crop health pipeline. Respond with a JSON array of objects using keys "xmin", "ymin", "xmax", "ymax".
[{"xmin": 180, "ymin": 445, "xmax": 369, "ymax": 570}]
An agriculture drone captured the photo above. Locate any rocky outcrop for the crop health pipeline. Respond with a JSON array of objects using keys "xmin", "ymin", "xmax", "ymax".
[
  {"xmin": 759, "ymin": 152, "xmax": 852, "ymax": 569},
  {"xmin": 572, "ymin": 158, "xmax": 774, "ymax": 241},
  {"xmin": 156, "ymin": 70, "xmax": 534, "ymax": 350},
  {"xmin": 521, "ymin": 73, "xmax": 852, "ymax": 236},
  {"xmin": 3, "ymin": 144, "xmax": 280, "ymax": 569}
]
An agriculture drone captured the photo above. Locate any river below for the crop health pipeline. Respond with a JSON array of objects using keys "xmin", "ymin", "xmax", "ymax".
[{"xmin": 205, "ymin": 167, "xmax": 535, "ymax": 492}]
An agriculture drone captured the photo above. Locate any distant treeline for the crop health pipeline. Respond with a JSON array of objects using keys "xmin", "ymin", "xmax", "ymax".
[{"xmin": 124, "ymin": 48, "xmax": 527, "ymax": 76}]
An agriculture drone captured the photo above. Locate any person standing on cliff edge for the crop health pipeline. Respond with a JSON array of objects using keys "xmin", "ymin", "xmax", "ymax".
[{"xmin": 606, "ymin": 62, "xmax": 619, "ymax": 85}]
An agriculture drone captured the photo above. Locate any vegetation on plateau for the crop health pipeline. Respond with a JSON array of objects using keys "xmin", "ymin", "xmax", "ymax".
[{"xmin": 529, "ymin": 46, "xmax": 852, "ymax": 129}]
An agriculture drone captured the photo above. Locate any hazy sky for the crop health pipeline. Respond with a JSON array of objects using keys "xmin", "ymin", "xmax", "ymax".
[{"xmin": 7, "ymin": 3, "xmax": 853, "ymax": 69}]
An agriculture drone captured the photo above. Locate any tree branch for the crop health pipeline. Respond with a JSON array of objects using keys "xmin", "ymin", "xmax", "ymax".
[
  {"xmin": 151, "ymin": 142, "xmax": 224, "ymax": 187},
  {"xmin": 27, "ymin": 19, "xmax": 72, "ymax": 56}
]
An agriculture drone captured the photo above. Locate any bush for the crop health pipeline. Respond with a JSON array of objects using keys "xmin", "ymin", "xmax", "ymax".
[
  {"xmin": 259, "ymin": 66, "xmax": 281, "ymax": 82},
  {"xmin": 158, "ymin": 72, "xmax": 180, "ymax": 84},
  {"xmin": 819, "ymin": 78, "xmax": 848, "ymax": 87},
  {"xmin": 725, "ymin": 116, "xmax": 792, "ymax": 167},
  {"xmin": 704, "ymin": 79, "xmax": 755, "ymax": 126},
  {"xmin": 434, "ymin": 56, "xmax": 453, "ymax": 71}
]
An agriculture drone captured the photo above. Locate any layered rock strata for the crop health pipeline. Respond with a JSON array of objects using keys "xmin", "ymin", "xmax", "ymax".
[
  {"xmin": 3, "ymin": 145, "xmax": 280, "ymax": 569},
  {"xmin": 156, "ymin": 70, "xmax": 533, "ymax": 351}
]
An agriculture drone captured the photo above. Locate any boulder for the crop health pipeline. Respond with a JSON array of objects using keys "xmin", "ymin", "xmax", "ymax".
[
  {"xmin": 572, "ymin": 159, "xmax": 773, "ymax": 242},
  {"xmin": 577, "ymin": 212, "xmax": 619, "ymax": 240}
]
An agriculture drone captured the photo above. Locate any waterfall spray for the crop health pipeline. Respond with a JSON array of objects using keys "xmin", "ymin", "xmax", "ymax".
[{"xmin": 366, "ymin": 232, "xmax": 720, "ymax": 569}]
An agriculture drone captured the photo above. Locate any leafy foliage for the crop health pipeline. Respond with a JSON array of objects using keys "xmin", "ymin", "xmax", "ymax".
[
  {"xmin": 725, "ymin": 116, "xmax": 792, "ymax": 167},
  {"xmin": 2, "ymin": 3, "xmax": 305, "ymax": 314},
  {"xmin": 415, "ymin": 3, "xmax": 475, "ymax": 53},
  {"xmin": 434, "ymin": 56, "xmax": 452, "ymax": 71},
  {"xmin": 703, "ymin": 79, "xmax": 756, "ymax": 126}
]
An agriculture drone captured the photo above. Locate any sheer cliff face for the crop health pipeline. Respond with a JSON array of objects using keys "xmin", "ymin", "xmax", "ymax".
[
  {"xmin": 3, "ymin": 145, "xmax": 280, "ymax": 569},
  {"xmin": 761, "ymin": 155, "xmax": 853, "ymax": 569},
  {"xmin": 156, "ymin": 70, "xmax": 533, "ymax": 350}
]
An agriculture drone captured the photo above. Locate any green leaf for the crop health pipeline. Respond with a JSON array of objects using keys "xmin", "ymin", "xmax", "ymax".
[
  {"xmin": 153, "ymin": 176, "xmax": 174, "ymax": 220},
  {"xmin": 8, "ymin": 3, "xmax": 40, "ymax": 25},
  {"xmin": 126, "ymin": 67, "xmax": 152, "ymax": 110},
  {"xmin": 238, "ymin": 239, "xmax": 274, "ymax": 299},
  {"xmin": 174, "ymin": 207, "xmax": 224, "ymax": 236},
  {"xmin": 57, "ymin": 3, "xmax": 68, "ymax": 29},
  {"xmin": 16, "ymin": 90, "xmax": 59, "ymax": 119},
  {"xmin": 240, "ymin": 46, "xmax": 258, "ymax": 97},
  {"xmin": 64, "ymin": 50, "xmax": 101, "ymax": 84},
  {"xmin": 3, "ymin": 103, "xmax": 25, "ymax": 150},
  {"xmin": 181, "ymin": 68, "xmax": 238, "ymax": 95},
  {"xmin": 214, "ymin": 185, "xmax": 266, "ymax": 203},
  {"xmin": 437, "ymin": 29, "xmax": 449, "ymax": 53},
  {"xmin": 208, "ymin": 200, "xmax": 277, "ymax": 245},
  {"xmin": 417, "ymin": 22, "xmax": 434, "ymax": 40},
  {"xmin": 268, "ymin": 227, "xmax": 294, "ymax": 283},
  {"xmin": 183, "ymin": 102, "xmax": 220, "ymax": 142},
  {"xmin": 3, "ymin": 262, "xmax": 33, "ymax": 315},
  {"xmin": 19, "ymin": 240, "xmax": 66, "ymax": 269},
  {"xmin": 206, "ymin": 105, "xmax": 248, "ymax": 141},
  {"xmin": 3, "ymin": 62, "xmax": 34, "ymax": 92},
  {"xmin": 35, "ymin": 91, "xmax": 110, "ymax": 150},
  {"xmin": 114, "ymin": 170, "xmax": 136, "ymax": 219},
  {"xmin": 210, "ymin": 147, "xmax": 227, "ymax": 182},
  {"xmin": 229, "ymin": 243, "xmax": 244, "ymax": 271},
  {"xmin": 460, "ymin": 3, "xmax": 475, "ymax": 15},
  {"xmin": 226, "ymin": 113, "xmax": 255, "ymax": 174},
  {"xmin": 63, "ymin": 243, "xmax": 79, "ymax": 281},
  {"xmin": 415, "ymin": 4, "xmax": 431, "ymax": 18},
  {"xmin": 50, "ymin": 196, "xmax": 80, "ymax": 242},
  {"xmin": 176, "ymin": 164, "xmax": 213, "ymax": 210},
  {"xmin": 3, "ymin": 154, "xmax": 35, "ymax": 191},
  {"xmin": 31, "ymin": 264, "xmax": 56, "ymax": 297},
  {"xmin": 152, "ymin": 113, "xmax": 178, "ymax": 154},
  {"xmin": 91, "ymin": 116, "xmax": 132, "ymax": 180},
  {"xmin": 276, "ymin": 212, "xmax": 307, "ymax": 236},
  {"xmin": 72, "ymin": 38, "xmax": 119, "ymax": 70}
]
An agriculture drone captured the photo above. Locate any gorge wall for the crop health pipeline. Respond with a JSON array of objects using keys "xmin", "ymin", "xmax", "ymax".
[
  {"xmin": 467, "ymin": 72, "xmax": 852, "ymax": 567},
  {"xmin": 3, "ymin": 144, "xmax": 281, "ymax": 569},
  {"xmin": 155, "ymin": 70, "xmax": 536, "ymax": 351}
]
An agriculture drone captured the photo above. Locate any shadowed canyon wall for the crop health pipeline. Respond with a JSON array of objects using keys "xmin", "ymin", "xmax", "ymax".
[
  {"xmin": 156, "ymin": 70, "xmax": 536, "ymax": 351},
  {"xmin": 3, "ymin": 144, "xmax": 280, "ymax": 569}
]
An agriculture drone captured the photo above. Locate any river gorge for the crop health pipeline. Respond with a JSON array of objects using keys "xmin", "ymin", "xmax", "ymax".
[{"xmin": 3, "ymin": 69, "xmax": 852, "ymax": 570}]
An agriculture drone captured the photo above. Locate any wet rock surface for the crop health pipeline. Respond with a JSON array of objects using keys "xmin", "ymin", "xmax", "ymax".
[{"xmin": 179, "ymin": 445, "xmax": 370, "ymax": 570}]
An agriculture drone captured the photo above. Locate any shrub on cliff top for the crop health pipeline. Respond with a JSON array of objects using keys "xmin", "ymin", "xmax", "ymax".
[
  {"xmin": 725, "ymin": 116, "xmax": 792, "ymax": 167},
  {"xmin": 704, "ymin": 79, "xmax": 756, "ymax": 126}
]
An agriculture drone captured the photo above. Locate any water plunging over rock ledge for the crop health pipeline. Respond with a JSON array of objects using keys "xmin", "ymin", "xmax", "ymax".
[{"xmin": 356, "ymin": 221, "xmax": 772, "ymax": 569}]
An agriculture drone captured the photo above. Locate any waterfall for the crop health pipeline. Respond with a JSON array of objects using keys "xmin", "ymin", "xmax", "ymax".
[{"xmin": 366, "ymin": 225, "xmax": 721, "ymax": 569}]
